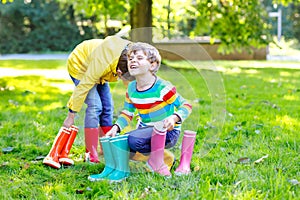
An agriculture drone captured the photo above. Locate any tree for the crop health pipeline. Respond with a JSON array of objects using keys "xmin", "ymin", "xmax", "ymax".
[
  {"xmin": 290, "ymin": 3, "xmax": 300, "ymax": 41},
  {"xmin": 130, "ymin": 0, "xmax": 152, "ymax": 42},
  {"xmin": 56, "ymin": 0, "xmax": 300, "ymax": 53},
  {"xmin": 1, "ymin": 0, "xmax": 300, "ymax": 54}
]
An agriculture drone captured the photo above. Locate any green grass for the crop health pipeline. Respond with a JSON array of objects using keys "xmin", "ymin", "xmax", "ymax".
[{"xmin": 0, "ymin": 59, "xmax": 299, "ymax": 199}]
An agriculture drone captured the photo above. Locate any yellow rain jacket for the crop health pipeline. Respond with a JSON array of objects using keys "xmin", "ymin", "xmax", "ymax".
[{"xmin": 67, "ymin": 36, "xmax": 130, "ymax": 112}]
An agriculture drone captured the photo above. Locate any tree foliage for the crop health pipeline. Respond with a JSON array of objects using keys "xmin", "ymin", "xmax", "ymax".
[
  {"xmin": 152, "ymin": 0, "xmax": 198, "ymax": 39},
  {"xmin": 290, "ymin": 3, "xmax": 300, "ymax": 41},
  {"xmin": 152, "ymin": 0, "xmax": 300, "ymax": 53},
  {"xmin": 0, "ymin": 0, "xmax": 300, "ymax": 54},
  {"xmin": 192, "ymin": 0, "xmax": 272, "ymax": 54},
  {"xmin": 0, "ymin": 0, "xmax": 94, "ymax": 53},
  {"xmin": 57, "ymin": 0, "xmax": 138, "ymax": 36}
]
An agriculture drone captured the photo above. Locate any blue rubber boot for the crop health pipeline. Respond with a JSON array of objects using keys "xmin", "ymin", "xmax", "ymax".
[
  {"xmin": 88, "ymin": 136, "xmax": 115, "ymax": 181},
  {"xmin": 107, "ymin": 134, "xmax": 130, "ymax": 182}
]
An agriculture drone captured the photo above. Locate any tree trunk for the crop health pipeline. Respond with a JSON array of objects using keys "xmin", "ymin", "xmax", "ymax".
[{"xmin": 130, "ymin": 0, "xmax": 152, "ymax": 43}]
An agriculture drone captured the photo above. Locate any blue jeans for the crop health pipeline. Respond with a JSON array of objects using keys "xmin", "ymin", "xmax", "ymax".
[
  {"xmin": 127, "ymin": 126, "xmax": 180, "ymax": 154},
  {"xmin": 70, "ymin": 76, "xmax": 113, "ymax": 128}
]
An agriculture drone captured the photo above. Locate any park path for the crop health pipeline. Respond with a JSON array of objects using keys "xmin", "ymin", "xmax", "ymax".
[
  {"xmin": 0, "ymin": 53, "xmax": 70, "ymax": 79},
  {"xmin": 0, "ymin": 54, "xmax": 70, "ymax": 79},
  {"xmin": 0, "ymin": 54, "xmax": 70, "ymax": 80},
  {"xmin": 0, "ymin": 53, "xmax": 69, "ymax": 60}
]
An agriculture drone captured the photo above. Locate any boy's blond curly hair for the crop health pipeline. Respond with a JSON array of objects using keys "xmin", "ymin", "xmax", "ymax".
[{"xmin": 127, "ymin": 42, "xmax": 161, "ymax": 73}]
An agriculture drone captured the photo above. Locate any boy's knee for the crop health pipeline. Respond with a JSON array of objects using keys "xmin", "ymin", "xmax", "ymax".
[
  {"xmin": 165, "ymin": 130, "xmax": 180, "ymax": 148},
  {"xmin": 165, "ymin": 139, "xmax": 178, "ymax": 149},
  {"xmin": 128, "ymin": 135, "xmax": 149, "ymax": 153},
  {"xmin": 128, "ymin": 135, "xmax": 138, "ymax": 152}
]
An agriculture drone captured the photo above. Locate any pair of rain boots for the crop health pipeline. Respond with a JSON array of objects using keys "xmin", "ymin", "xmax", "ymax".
[
  {"xmin": 43, "ymin": 125, "xmax": 78, "ymax": 169},
  {"xmin": 146, "ymin": 122, "xmax": 197, "ymax": 177},
  {"xmin": 88, "ymin": 134, "xmax": 130, "ymax": 182}
]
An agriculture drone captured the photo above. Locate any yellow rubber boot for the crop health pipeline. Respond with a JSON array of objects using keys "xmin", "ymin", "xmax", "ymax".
[
  {"xmin": 163, "ymin": 149, "xmax": 175, "ymax": 171},
  {"xmin": 130, "ymin": 149, "xmax": 175, "ymax": 171}
]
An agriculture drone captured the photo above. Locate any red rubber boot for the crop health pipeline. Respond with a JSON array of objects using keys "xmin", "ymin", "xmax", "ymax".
[
  {"xmin": 43, "ymin": 127, "xmax": 70, "ymax": 169},
  {"xmin": 84, "ymin": 128, "xmax": 100, "ymax": 163},
  {"xmin": 59, "ymin": 125, "xmax": 79, "ymax": 165}
]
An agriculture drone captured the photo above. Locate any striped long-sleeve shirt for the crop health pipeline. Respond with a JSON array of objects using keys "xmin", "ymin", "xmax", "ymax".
[{"xmin": 115, "ymin": 77, "xmax": 192, "ymax": 131}]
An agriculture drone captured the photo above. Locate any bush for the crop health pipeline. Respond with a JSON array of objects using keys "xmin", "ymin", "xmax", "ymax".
[{"xmin": 0, "ymin": 0, "xmax": 97, "ymax": 54}]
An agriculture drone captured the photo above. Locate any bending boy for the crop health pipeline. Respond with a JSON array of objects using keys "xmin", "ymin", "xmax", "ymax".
[{"xmin": 43, "ymin": 36, "xmax": 133, "ymax": 169}]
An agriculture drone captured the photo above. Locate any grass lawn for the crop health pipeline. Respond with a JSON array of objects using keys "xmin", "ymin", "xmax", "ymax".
[{"xmin": 0, "ymin": 59, "xmax": 299, "ymax": 199}]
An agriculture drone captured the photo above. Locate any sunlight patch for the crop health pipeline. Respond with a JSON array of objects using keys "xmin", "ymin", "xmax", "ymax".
[
  {"xmin": 280, "ymin": 71, "xmax": 292, "ymax": 77},
  {"xmin": 245, "ymin": 69, "xmax": 258, "ymax": 74},
  {"xmin": 50, "ymin": 83, "xmax": 73, "ymax": 91},
  {"xmin": 43, "ymin": 102, "xmax": 64, "ymax": 111},
  {"xmin": 283, "ymin": 95, "xmax": 298, "ymax": 101},
  {"xmin": 276, "ymin": 115, "xmax": 298, "ymax": 128}
]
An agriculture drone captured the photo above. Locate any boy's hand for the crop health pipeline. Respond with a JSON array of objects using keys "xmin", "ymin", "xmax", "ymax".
[
  {"xmin": 63, "ymin": 112, "xmax": 76, "ymax": 128},
  {"xmin": 163, "ymin": 115, "xmax": 180, "ymax": 131},
  {"xmin": 117, "ymin": 69, "xmax": 130, "ymax": 87},
  {"xmin": 106, "ymin": 125, "xmax": 120, "ymax": 137}
]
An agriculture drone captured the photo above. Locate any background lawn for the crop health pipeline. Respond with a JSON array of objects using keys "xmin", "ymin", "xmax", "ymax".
[{"xmin": 0, "ymin": 59, "xmax": 299, "ymax": 199}]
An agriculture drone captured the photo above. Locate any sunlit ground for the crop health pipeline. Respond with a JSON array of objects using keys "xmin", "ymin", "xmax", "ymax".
[{"xmin": 0, "ymin": 67, "xmax": 73, "ymax": 91}]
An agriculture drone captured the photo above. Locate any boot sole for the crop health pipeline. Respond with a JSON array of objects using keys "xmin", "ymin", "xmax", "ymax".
[
  {"xmin": 43, "ymin": 159, "xmax": 61, "ymax": 169},
  {"xmin": 146, "ymin": 161, "xmax": 172, "ymax": 178},
  {"xmin": 59, "ymin": 158, "xmax": 74, "ymax": 165}
]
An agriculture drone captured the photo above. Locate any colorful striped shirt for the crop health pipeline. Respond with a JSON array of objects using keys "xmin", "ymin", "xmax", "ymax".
[{"xmin": 115, "ymin": 77, "xmax": 192, "ymax": 131}]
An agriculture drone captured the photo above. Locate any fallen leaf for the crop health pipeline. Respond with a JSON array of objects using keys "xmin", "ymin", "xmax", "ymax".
[
  {"xmin": 2, "ymin": 147, "xmax": 14, "ymax": 153},
  {"xmin": 234, "ymin": 126, "xmax": 242, "ymax": 131},
  {"xmin": 75, "ymin": 189, "xmax": 84, "ymax": 194},
  {"xmin": 237, "ymin": 157, "xmax": 250, "ymax": 164},
  {"xmin": 1, "ymin": 162, "xmax": 9, "ymax": 166},
  {"xmin": 35, "ymin": 156, "xmax": 45, "ymax": 160},
  {"xmin": 194, "ymin": 166, "xmax": 200, "ymax": 171},
  {"xmin": 22, "ymin": 90, "xmax": 36, "ymax": 96},
  {"xmin": 23, "ymin": 163, "xmax": 30, "ymax": 170},
  {"xmin": 8, "ymin": 100, "xmax": 19, "ymax": 106},
  {"xmin": 234, "ymin": 180, "xmax": 242, "ymax": 188},
  {"xmin": 254, "ymin": 154, "xmax": 269, "ymax": 164},
  {"xmin": 140, "ymin": 186, "xmax": 156, "ymax": 199},
  {"xmin": 227, "ymin": 112, "xmax": 233, "ymax": 117},
  {"xmin": 255, "ymin": 130, "xmax": 261, "ymax": 134},
  {"xmin": 288, "ymin": 179, "xmax": 299, "ymax": 186}
]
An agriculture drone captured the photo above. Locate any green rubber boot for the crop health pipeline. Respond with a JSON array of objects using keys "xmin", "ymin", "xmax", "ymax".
[
  {"xmin": 107, "ymin": 134, "xmax": 130, "ymax": 182},
  {"xmin": 88, "ymin": 136, "xmax": 115, "ymax": 181}
]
